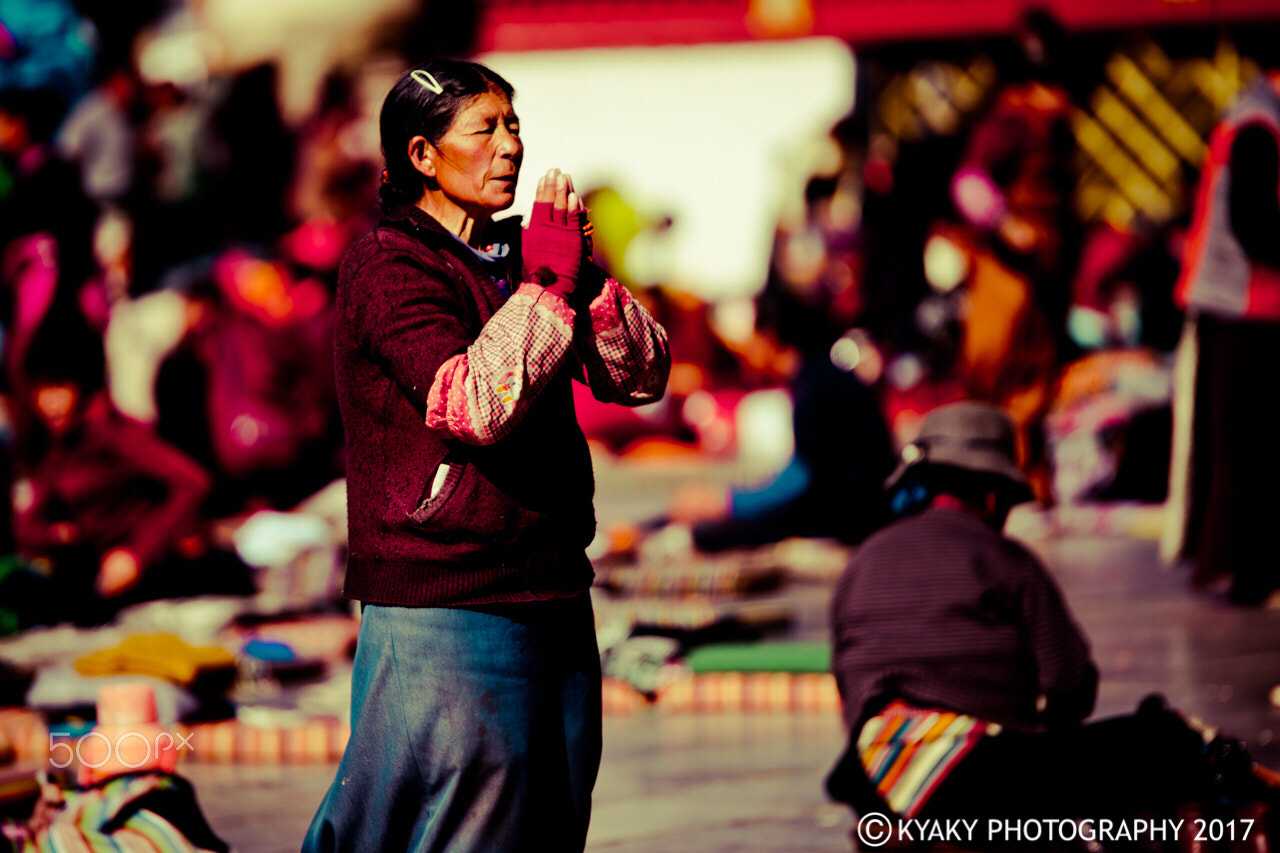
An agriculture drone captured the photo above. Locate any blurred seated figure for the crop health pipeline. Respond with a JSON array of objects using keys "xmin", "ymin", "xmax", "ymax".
[
  {"xmin": 107, "ymin": 246, "xmax": 341, "ymax": 516},
  {"xmin": 669, "ymin": 255, "xmax": 896, "ymax": 552},
  {"xmin": 1, "ymin": 314, "xmax": 251, "ymax": 629},
  {"xmin": 0, "ymin": 84, "xmax": 99, "ymax": 573},
  {"xmin": 827, "ymin": 401, "xmax": 1278, "ymax": 847},
  {"xmin": 170, "ymin": 249, "xmax": 339, "ymax": 513}
]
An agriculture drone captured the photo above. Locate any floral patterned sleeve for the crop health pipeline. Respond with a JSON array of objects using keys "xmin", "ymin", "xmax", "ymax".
[{"xmin": 424, "ymin": 283, "xmax": 578, "ymax": 445}]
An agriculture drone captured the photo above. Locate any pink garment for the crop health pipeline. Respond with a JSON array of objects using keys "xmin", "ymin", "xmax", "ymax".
[
  {"xmin": 1, "ymin": 232, "xmax": 58, "ymax": 387},
  {"xmin": 193, "ymin": 296, "xmax": 335, "ymax": 480}
]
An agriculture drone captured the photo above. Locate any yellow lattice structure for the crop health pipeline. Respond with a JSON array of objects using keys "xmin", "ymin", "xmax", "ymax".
[{"xmin": 1073, "ymin": 35, "xmax": 1259, "ymax": 229}]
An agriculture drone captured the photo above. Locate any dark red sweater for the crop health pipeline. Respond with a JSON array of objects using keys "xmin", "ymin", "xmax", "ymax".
[{"xmin": 336, "ymin": 206, "xmax": 669, "ymax": 606}]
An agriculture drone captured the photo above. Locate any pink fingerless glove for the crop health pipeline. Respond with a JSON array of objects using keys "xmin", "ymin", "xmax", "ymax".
[{"xmin": 523, "ymin": 201, "xmax": 586, "ymax": 300}]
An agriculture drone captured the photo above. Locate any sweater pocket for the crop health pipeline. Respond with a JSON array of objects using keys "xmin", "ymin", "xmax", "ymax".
[{"xmin": 408, "ymin": 459, "xmax": 465, "ymax": 524}]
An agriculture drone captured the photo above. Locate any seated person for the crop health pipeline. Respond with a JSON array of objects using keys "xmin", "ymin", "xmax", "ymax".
[
  {"xmin": 137, "ymin": 250, "xmax": 341, "ymax": 516},
  {"xmin": 827, "ymin": 400, "xmax": 1277, "ymax": 846},
  {"xmin": 2, "ymin": 316, "xmax": 250, "ymax": 628},
  {"xmin": 669, "ymin": 273, "xmax": 896, "ymax": 553},
  {"xmin": 672, "ymin": 344, "xmax": 894, "ymax": 552}
]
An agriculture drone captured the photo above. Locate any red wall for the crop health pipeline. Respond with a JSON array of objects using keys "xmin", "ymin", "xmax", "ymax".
[{"xmin": 477, "ymin": 0, "xmax": 1280, "ymax": 52}]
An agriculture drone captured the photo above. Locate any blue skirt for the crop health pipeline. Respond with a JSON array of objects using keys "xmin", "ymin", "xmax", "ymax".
[{"xmin": 303, "ymin": 593, "xmax": 602, "ymax": 852}]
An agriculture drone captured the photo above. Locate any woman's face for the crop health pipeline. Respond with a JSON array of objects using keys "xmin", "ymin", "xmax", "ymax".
[{"xmin": 429, "ymin": 89, "xmax": 523, "ymax": 216}]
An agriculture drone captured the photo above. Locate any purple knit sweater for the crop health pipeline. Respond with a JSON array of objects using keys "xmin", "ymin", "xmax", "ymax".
[{"xmin": 335, "ymin": 205, "xmax": 669, "ymax": 606}]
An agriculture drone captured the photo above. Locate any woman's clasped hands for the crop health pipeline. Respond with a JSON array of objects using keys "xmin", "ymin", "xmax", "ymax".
[{"xmin": 523, "ymin": 167, "xmax": 591, "ymax": 301}]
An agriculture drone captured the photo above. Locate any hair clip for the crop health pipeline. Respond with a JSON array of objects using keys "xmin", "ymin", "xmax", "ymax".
[{"xmin": 411, "ymin": 69, "xmax": 444, "ymax": 95}]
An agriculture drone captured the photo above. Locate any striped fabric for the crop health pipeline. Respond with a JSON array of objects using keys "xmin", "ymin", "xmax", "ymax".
[
  {"xmin": 857, "ymin": 700, "xmax": 992, "ymax": 819},
  {"xmin": 12, "ymin": 773, "xmax": 224, "ymax": 853}
]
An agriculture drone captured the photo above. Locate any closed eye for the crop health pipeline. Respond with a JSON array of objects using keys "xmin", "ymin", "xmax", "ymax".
[{"xmin": 474, "ymin": 122, "xmax": 519, "ymax": 138}]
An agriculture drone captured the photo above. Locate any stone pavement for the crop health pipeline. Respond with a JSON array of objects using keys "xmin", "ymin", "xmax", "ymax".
[{"xmin": 180, "ymin": 516, "xmax": 1280, "ymax": 853}]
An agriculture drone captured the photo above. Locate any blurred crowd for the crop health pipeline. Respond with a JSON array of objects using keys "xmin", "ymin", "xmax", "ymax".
[
  {"xmin": 0, "ymin": 0, "xmax": 375, "ymax": 629},
  {"xmin": 616, "ymin": 12, "xmax": 1280, "ymax": 607},
  {"xmin": 1, "ymin": 0, "xmax": 1278, "ymax": 635}
]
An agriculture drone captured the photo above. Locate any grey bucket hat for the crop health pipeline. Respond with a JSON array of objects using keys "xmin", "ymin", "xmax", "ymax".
[{"xmin": 885, "ymin": 400, "xmax": 1029, "ymax": 493}]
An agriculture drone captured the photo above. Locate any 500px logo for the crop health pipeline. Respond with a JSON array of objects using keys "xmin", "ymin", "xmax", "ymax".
[{"xmin": 48, "ymin": 729, "xmax": 195, "ymax": 771}]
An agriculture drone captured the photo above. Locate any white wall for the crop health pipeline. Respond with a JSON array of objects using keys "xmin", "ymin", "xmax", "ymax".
[{"xmin": 483, "ymin": 40, "xmax": 856, "ymax": 300}]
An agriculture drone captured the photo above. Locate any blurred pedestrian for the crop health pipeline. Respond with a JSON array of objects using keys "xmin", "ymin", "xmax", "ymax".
[
  {"xmin": 947, "ymin": 9, "xmax": 1082, "ymax": 501},
  {"xmin": 1168, "ymin": 71, "xmax": 1280, "ymax": 606},
  {"xmin": 56, "ymin": 65, "xmax": 139, "ymax": 207},
  {"xmin": 0, "ymin": 86, "xmax": 100, "ymax": 375},
  {"xmin": 303, "ymin": 59, "xmax": 669, "ymax": 853}
]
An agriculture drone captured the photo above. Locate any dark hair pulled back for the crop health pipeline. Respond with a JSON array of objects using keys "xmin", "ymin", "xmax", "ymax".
[{"xmin": 379, "ymin": 58, "xmax": 515, "ymax": 211}]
